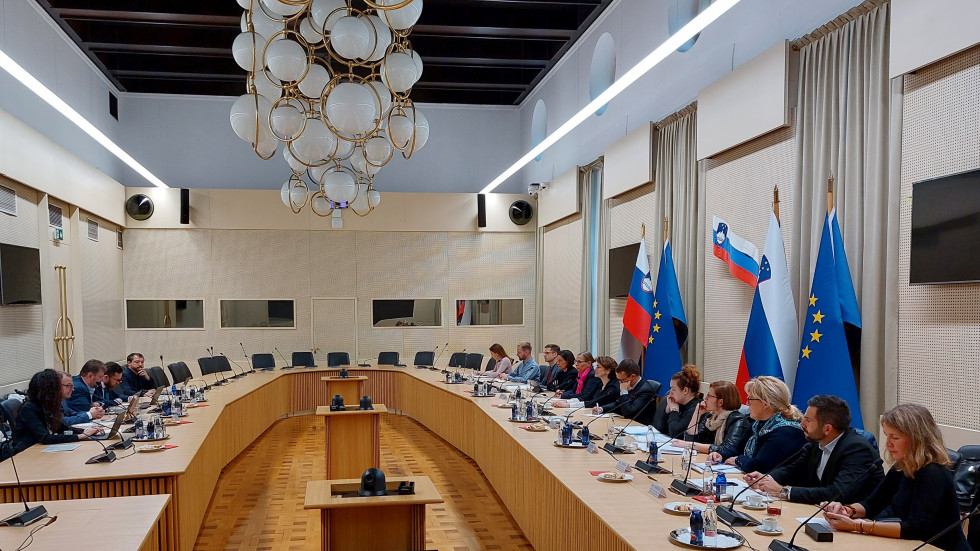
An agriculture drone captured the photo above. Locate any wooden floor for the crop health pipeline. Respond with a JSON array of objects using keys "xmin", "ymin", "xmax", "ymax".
[{"xmin": 194, "ymin": 413, "xmax": 535, "ymax": 551}]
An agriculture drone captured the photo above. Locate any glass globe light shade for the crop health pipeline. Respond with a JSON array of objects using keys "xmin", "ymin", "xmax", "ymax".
[
  {"xmin": 291, "ymin": 118, "xmax": 338, "ymax": 163},
  {"xmin": 241, "ymin": 11, "xmax": 248, "ymax": 32},
  {"xmin": 289, "ymin": 182, "xmax": 308, "ymax": 207},
  {"xmin": 233, "ymin": 31, "xmax": 267, "ymax": 72},
  {"xmin": 253, "ymin": 69, "xmax": 282, "ymax": 100},
  {"xmin": 324, "ymin": 170, "xmax": 357, "ymax": 203},
  {"xmin": 369, "ymin": 80, "xmax": 392, "ymax": 116},
  {"xmin": 325, "ymin": 82, "xmax": 378, "ymax": 135},
  {"xmin": 350, "ymin": 183, "xmax": 369, "ymax": 211},
  {"xmin": 297, "ymin": 63, "xmax": 330, "ymax": 99},
  {"xmin": 237, "ymin": 0, "xmax": 251, "ymax": 9},
  {"xmin": 310, "ymin": 0, "xmax": 345, "ymax": 34},
  {"xmin": 351, "ymin": 148, "xmax": 381, "ymax": 175},
  {"xmin": 298, "ymin": 17, "xmax": 322, "ymax": 44},
  {"xmin": 364, "ymin": 135, "xmax": 393, "ymax": 165},
  {"xmin": 412, "ymin": 110, "xmax": 430, "ymax": 151},
  {"xmin": 407, "ymin": 49, "xmax": 424, "ymax": 82},
  {"xmin": 280, "ymin": 180, "xmax": 291, "ymax": 207},
  {"xmin": 387, "ymin": 112, "xmax": 414, "ymax": 149},
  {"xmin": 311, "ymin": 193, "xmax": 331, "ymax": 214},
  {"xmin": 260, "ymin": 0, "xmax": 304, "ymax": 17},
  {"xmin": 380, "ymin": 0, "xmax": 423, "ymax": 31},
  {"xmin": 256, "ymin": 136, "xmax": 278, "ymax": 157},
  {"xmin": 363, "ymin": 15, "xmax": 392, "ymax": 62},
  {"xmin": 250, "ymin": 9, "xmax": 285, "ymax": 42},
  {"xmin": 309, "ymin": 163, "xmax": 330, "ymax": 184},
  {"xmin": 368, "ymin": 189, "xmax": 381, "ymax": 208},
  {"xmin": 381, "ymin": 52, "xmax": 418, "ymax": 93},
  {"xmin": 329, "ymin": 16, "xmax": 371, "ymax": 60},
  {"xmin": 230, "ymin": 93, "xmax": 273, "ymax": 144},
  {"xmin": 283, "ymin": 148, "xmax": 307, "ymax": 173},
  {"xmin": 265, "ymin": 38, "xmax": 307, "ymax": 82},
  {"xmin": 334, "ymin": 137, "xmax": 354, "ymax": 159},
  {"xmin": 270, "ymin": 101, "xmax": 305, "ymax": 140}
]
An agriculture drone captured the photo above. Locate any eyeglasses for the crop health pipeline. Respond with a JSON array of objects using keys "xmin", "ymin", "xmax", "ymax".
[
  {"xmin": 575, "ymin": 359, "xmax": 588, "ymax": 364},
  {"xmin": 746, "ymin": 397, "xmax": 762, "ymax": 402},
  {"xmin": 109, "ymin": 377, "xmax": 122, "ymax": 383},
  {"xmin": 706, "ymin": 393, "xmax": 718, "ymax": 400},
  {"xmin": 61, "ymin": 383, "xmax": 73, "ymax": 389}
]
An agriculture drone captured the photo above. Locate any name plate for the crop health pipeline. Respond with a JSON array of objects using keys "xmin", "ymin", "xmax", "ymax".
[
  {"xmin": 648, "ymin": 482, "xmax": 667, "ymax": 498},
  {"xmin": 587, "ymin": 442, "xmax": 598, "ymax": 454},
  {"xmin": 616, "ymin": 460, "xmax": 632, "ymax": 473}
]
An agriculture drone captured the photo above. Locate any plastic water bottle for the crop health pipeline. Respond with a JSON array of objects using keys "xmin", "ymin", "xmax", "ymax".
[
  {"xmin": 646, "ymin": 426, "xmax": 656, "ymax": 456},
  {"xmin": 511, "ymin": 401, "xmax": 519, "ymax": 421},
  {"xmin": 171, "ymin": 399, "xmax": 181, "ymax": 424},
  {"xmin": 689, "ymin": 508, "xmax": 704, "ymax": 545},
  {"xmin": 170, "ymin": 384, "xmax": 177, "ymax": 398},
  {"xmin": 560, "ymin": 421, "xmax": 573, "ymax": 446},
  {"xmin": 715, "ymin": 471, "xmax": 727, "ymax": 502},
  {"xmin": 525, "ymin": 400, "xmax": 535, "ymax": 421},
  {"xmin": 704, "ymin": 498, "xmax": 718, "ymax": 547},
  {"xmin": 135, "ymin": 417, "xmax": 145, "ymax": 440},
  {"xmin": 579, "ymin": 424, "xmax": 590, "ymax": 446},
  {"xmin": 703, "ymin": 461, "xmax": 714, "ymax": 496}
]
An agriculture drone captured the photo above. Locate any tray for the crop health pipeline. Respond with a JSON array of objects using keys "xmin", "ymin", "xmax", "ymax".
[{"xmin": 668, "ymin": 529, "xmax": 743, "ymax": 549}]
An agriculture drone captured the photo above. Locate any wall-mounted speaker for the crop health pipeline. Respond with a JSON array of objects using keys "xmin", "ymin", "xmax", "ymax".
[
  {"xmin": 509, "ymin": 200, "xmax": 533, "ymax": 226},
  {"xmin": 477, "ymin": 193, "xmax": 487, "ymax": 228},
  {"xmin": 125, "ymin": 194, "xmax": 153, "ymax": 221},
  {"xmin": 179, "ymin": 189, "xmax": 189, "ymax": 224}
]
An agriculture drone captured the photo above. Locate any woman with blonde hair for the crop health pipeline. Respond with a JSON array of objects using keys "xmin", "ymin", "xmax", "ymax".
[
  {"xmin": 823, "ymin": 404, "xmax": 968, "ymax": 551},
  {"xmin": 707, "ymin": 375, "xmax": 805, "ymax": 472}
]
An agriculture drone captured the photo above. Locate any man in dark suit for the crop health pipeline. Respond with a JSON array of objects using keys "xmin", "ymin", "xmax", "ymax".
[
  {"xmin": 64, "ymin": 359, "xmax": 108, "ymax": 412},
  {"xmin": 745, "ymin": 394, "xmax": 883, "ymax": 504},
  {"xmin": 539, "ymin": 344, "xmax": 562, "ymax": 390},
  {"xmin": 119, "ymin": 352, "xmax": 156, "ymax": 398},
  {"xmin": 595, "ymin": 358, "xmax": 658, "ymax": 425}
]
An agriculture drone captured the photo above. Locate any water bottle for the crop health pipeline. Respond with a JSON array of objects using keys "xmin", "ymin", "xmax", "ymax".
[
  {"xmin": 525, "ymin": 400, "xmax": 535, "ymax": 421},
  {"xmin": 646, "ymin": 426, "xmax": 656, "ymax": 456},
  {"xmin": 689, "ymin": 508, "xmax": 704, "ymax": 545},
  {"xmin": 514, "ymin": 388, "xmax": 522, "ymax": 400},
  {"xmin": 703, "ymin": 461, "xmax": 714, "ymax": 496},
  {"xmin": 517, "ymin": 398, "xmax": 527, "ymax": 421},
  {"xmin": 445, "ymin": 371, "xmax": 452, "ymax": 383},
  {"xmin": 715, "ymin": 472, "xmax": 727, "ymax": 502},
  {"xmin": 681, "ymin": 447, "xmax": 693, "ymax": 473},
  {"xmin": 560, "ymin": 421, "xmax": 573, "ymax": 446},
  {"xmin": 170, "ymin": 384, "xmax": 177, "ymax": 398},
  {"xmin": 511, "ymin": 401, "xmax": 519, "ymax": 421},
  {"xmin": 473, "ymin": 381, "xmax": 480, "ymax": 394},
  {"xmin": 704, "ymin": 498, "xmax": 718, "ymax": 547},
  {"xmin": 579, "ymin": 424, "xmax": 590, "ymax": 446},
  {"xmin": 135, "ymin": 417, "xmax": 145, "ymax": 440},
  {"xmin": 171, "ymin": 400, "xmax": 181, "ymax": 424}
]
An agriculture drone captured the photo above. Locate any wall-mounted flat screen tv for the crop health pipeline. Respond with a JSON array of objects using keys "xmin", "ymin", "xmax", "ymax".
[
  {"xmin": 0, "ymin": 243, "xmax": 42, "ymax": 305},
  {"xmin": 910, "ymin": 168, "xmax": 980, "ymax": 284},
  {"xmin": 609, "ymin": 242, "xmax": 641, "ymax": 298}
]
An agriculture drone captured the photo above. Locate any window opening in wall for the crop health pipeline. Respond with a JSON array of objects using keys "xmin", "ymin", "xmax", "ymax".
[
  {"xmin": 48, "ymin": 204, "xmax": 63, "ymax": 228},
  {"xmin": 0, "ymin": 185, "xmax": 16, "ymax": 216},
  {"xmin": 87, "ymin": 218, "xmax": 99, "ymax": 241}
]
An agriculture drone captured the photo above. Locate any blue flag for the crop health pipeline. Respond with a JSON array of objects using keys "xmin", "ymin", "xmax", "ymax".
[
  {"xmin": 643, "ymin": 239, "xmax": 687, "ymax": 395},
  {"xmin": 792, "ymin": 214, "xmax": 863, "ymax": 427}
]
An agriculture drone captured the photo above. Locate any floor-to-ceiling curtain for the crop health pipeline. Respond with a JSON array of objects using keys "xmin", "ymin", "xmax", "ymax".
[
  {"xmin": 792, "ymin": 1, "xmax": 897, "ymax": 428},
  {"xmin": 653, "ymin": 110, "xmax": 706, "ymax": 370}
]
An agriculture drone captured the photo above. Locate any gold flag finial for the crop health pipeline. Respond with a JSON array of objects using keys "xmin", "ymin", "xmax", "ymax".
[
  {"xmin": 664, "ymin": 217, "xmax": 669, "ymax": 242},
  {"xmin": 773, "ymin": 186, "xmax": 781, "ymax": 224},
  {"xmin": 827, "ymin": 174, "xmax": 835, "ymax": 215},
  {"xmin": 641, "ymin": 223, "xmax": 646, "ymax": 238}
]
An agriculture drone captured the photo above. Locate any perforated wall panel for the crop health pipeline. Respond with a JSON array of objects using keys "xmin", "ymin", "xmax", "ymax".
[
  {"xmin": 702, "ymin": 124, "xmax": 797, "ymax": 384},
  {"xmin": 312, "ymin": 298, "xmax": 356, "ymax": 363},
  {"xmin": 542, "ymin": 218, "xmax": 583, "ymax": 352},
  {"xmin": 898, "ymin": 45, "xmax": 980, "ymax": 430},
  {"xmin": 607, "ymin": 184, "xmax": 657, "ymax": 355},
  {"xmin": 79, "ymin": 212, "xmax": 124, "ymax": 363}
]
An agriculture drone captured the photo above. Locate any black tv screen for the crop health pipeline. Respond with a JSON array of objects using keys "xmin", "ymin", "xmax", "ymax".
[
  {"xmin": 609, "ymin": 242, "xmax": 641, "ymax": 298},
  {"xmin": 910, "ymin": 168, "xmax": 980, "ymax": 284},
  {"xmin": 0, "ymin": 243, "xmax": 42, "ymax": 305}
]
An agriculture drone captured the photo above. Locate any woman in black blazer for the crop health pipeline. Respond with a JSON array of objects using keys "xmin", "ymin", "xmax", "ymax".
[
  {"xmin": 674, "ymin": 380, "xmax": 749, "ymax": 454},
  {"xmin": 548, "ymin": 350, "xmax": 581, "ymax": 393},
  {"xmin": 552, "ymin": 355, "xmax": 615, "ymax": 409},
  {"xmin": 12, "ymin": 369, "xmax": 102, "ymax": 455}
]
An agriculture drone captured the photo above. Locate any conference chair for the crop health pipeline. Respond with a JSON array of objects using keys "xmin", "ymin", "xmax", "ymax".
[
  {"xmin": 484, "ymin": 357, "xmax": 496, "ymax": 372},
  {"xmin": 197, "ymin": 357, "xmax": 215, "ymax": 376},
  {"xmin": 647, "ymin": 379, "xmax": 662, "ymax": 396},
  {"xmin": 293, "ymin": 351, "xmax": 317, "ymax": 368},
  {"xmin": 252, "ymin": 353, "xmax": 276, "ymax": 370},
  {"xmin": 951, "ymin": 444, "xmax": 980, "ymax": 513},
  {"xmin": 854, "ymin": 427, "xmax": 878, "ymax": 449},
  {"xmin": 538, "ymin": 364, "xmax": 551, "ymax": 381},
  {"xmin": 167, "ymin": 362, "xmax": 193, "ymax": 385},
  {"xmin": 325, "ymin": 352, "xmax": 349, "ymax": 368},
  {"xmin": 463, "ymin": 353, "xmax": 483, "ymax": 371},
  {"xmin": 146, "ymin": 366, "xmax": 170, "ymax": 388},
  {"xmin": 447, "ymin": 352, "xmax": 466, "ymax": 368},
  {"xmin": 211, "ymin": 355, "xmax": 233, "ymax": 374},
  {"xmin": 377, "ymin": 352, "xmax": 399, "ymax": 366},
  {"xmin": 413, "ymin": 351, "xmax": 434, "ymax": 367},
  {"xmin": 0, "ymin": 398, "xmax": 21, "ymax": 439}
]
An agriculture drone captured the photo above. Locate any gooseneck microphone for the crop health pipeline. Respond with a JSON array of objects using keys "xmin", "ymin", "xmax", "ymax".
[
  {"xmin": 433, "ymin": 343, "xmax": 450, "ymax": 372},
  {"xmin": 208, "ymin": 348, "xmax": 226, "ymax": 386},
  {"xmin": 240, "ymin": 343, "xmax": 254, "ymax": 372},
  {"xmin": 602, "ymin": 386, "xmax": 660, "ymax": 455},
  {"xmin": 221, "ymin": 353, "xmax": 247, "ymax": 378},
  {"xmin": 0, "ymin": 439, "xmax": 47, "ymax": 526},
  {"xmin": 635, "ymin": 421, "xmax": 692, "ymax": 475},
  {"xmin": 274, "ymin": 347, "xmax": 292, "ymax": 370},
  {"xmin": 718, "ymin": 445, "xmax": 809, "ymax": 526},
  {"xmin": 768, "ymin": 458, "xmax": 884, "ymax": 551},
  {"xmin": 85, "ymin": 436, "xmax": 117, "ymax": 464}
]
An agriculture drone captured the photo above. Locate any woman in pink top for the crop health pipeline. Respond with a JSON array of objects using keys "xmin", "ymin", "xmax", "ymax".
[{"xmin": 479, "ymin": 343, "xmax": 512, "ymax": 377}]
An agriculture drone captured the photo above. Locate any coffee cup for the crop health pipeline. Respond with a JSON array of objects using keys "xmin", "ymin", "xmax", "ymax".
[
  {"xmin": 762, "ymin": 516, "xmax": 779, "ymax": 532},
  {"xmin": 746, "ymin": 494, "xmax": 763, "ymax": 508}
]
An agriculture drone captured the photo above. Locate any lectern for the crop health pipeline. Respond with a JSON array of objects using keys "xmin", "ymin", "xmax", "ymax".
[
  {"xmin": 305, "ymin": 476, "xmax": 443, "ymax": 551},
  {"xmin": 316, "ymin": 404, "xmax": 387, "ymax": 478},
  {"xmin": 320, "ymin": 375, "xmax": 368, "ymax": 405}
]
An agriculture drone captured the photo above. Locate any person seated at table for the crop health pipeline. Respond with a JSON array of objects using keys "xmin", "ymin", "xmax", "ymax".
[
  {"xmin": 12, "ymin": 370, "xmax": 103, "ymax": 454},
  {"xmin": 65, "ymin": 359, "xmax": 107, "ymax": 413},
  {"xmin": 745, "ymin": 394, "xmax": 883, "ymax": 504},
  {"xmin": 707, "ymin": 375, "xmax": 805, "ymax": 472},
  {"xmin": 672, "ymin": 380, "xmax": 749, "ymax": 455},
  {"xmin": 555, "ymin": 351, "xmax": 600, "ymax": 400},
  {"xmin": 120, "ymin": 352, "xmax": 156, "ymax": 398},
  {"xmin": 594, "ymin": 359, "xmax": 657, "ymax": 425},
  {"xmin": 539, "ymin": 344, "xmax": 561, "ymax": 388},
  {"xmin": 499, "ymin": 342, "xmax": 541, "ymax": 384},
  {"xmin": 479, "ymin": 343, "xmax": 513, "ymax": 378},
  {"xmin": 823, "ymin": 403, "xmax": 968, "ymax": 551},
  {"xmin": 547, "ymin": 350, "xmax": 581, "ymax": 393},
  {"xmin": 652, "ymin": 364, "xmax": 703, "ymax": 437},
  {"xmin": 100, "ymin": 361, "xmax": 126, "ymax": 407},
  {"xmin": 554, "ymin": 355, "xmax": 612, "ymax": 409}
]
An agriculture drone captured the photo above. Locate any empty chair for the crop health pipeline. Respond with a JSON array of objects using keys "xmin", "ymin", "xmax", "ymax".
[
  {"xmin": 448, "ymin": 352, "xmax": 467, "ymax": 368},
  {"xmin": 252, "ymin": 353, "xmax": 276, "ymax": 370},
  {"xmin": 377, "ymin": 351, "xmax": 399, "ymax": 366},
  {"xmin": 953, "ymin": 445, "xmax": 980, "ymax": 512},
  {"xmin": 326, "ymin": 352, "xmax": 349, "ymax": 367},
  {"xmin": 292, "ymin": 351, "xmax": 317, "ymax": 368},
  {"xmin": 168, "ymin": 362, "xmax": 193, "ymax": 384},
  {"xmin": 413, "ymin": 351, "xmax": 434, "ymax": 367},
  {"xmin": 463, "ymin": 353, "xmax": 483, "ymax": 371},
  {"xmin": 211, "ymin": 355, "xmax": 233, "ymax": 374},
  {"xmin": 197, "ymin": 357, "xmax": 215, "ymax": 376},
  {"xmin": 484, "ymin": 357, "xmax": 496, "ymax": 372},
  {"xmin": 146, "ymin": 366, "xmax": 170, "ymax": 388}
]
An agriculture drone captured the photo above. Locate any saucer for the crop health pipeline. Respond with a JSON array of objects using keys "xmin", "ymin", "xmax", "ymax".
[
  {"xmin": 753, "ymin": 527, "xmax": 783, "ymax": 536},
  {"xmin": 742, "ymin": 503, "xmax": 767, "ymax": 510}
]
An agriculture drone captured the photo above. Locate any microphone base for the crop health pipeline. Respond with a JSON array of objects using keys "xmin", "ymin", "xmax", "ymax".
[
  {"xmin": 1, "ymin": 505, "xmax": 47, "ymax": 527},
  {"xmin": 768, "ymin": 540, "xmax": 809, "ymax": 551},
  {"xmin": 428, "ymin": 367, "xmax": 439, "ymax": 371},
  {"xmin": 602, "ymin": 442, "xmax": 630, "ymax": 454},
  {"xmin": 86, "ymin": 450, "xmax": 117, "ymax": 464},
  {"xmin": 107, "ymin": 437, "xmax": 133, "ymax": 451},
  {"xmin": 669, "ymin": 479, "xmax": 704, "ymax": 496},
  {"xmin": 634, "ymin": 460, "xmax": 671, "ymax": 475},
  {"xmin": 280, "ymin": 366, "xmax": 294, "ymax": 370},
  {"xmin": 717, "ymin": 506, "xmax": 761, "ymax": 527},
  {"xmin": 357, "ymin": 363, "xmax": 371, "ymax": 367}
]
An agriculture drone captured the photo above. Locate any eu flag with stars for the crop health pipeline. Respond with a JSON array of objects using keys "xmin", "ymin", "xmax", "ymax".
[
  {"xmin": 791, "ymin": 213, "xmax": 863, "ymax": 427},
  {"xmin": 642, "ymin": 239, "xmax": 687, "ymax": 395}
]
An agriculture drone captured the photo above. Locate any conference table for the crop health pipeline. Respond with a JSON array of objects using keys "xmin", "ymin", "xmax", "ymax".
[{"xmin": 0, "ymin": 365, "xmax": 936, "ymax": 551}]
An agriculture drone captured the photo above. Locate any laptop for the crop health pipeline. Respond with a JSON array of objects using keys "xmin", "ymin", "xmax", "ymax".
[
  {"xmin": 92, "ymin": 396, "xmax": 139, "ymax": 440},
  {"xmin": 138, "ymin": 386, "xmax": 165, "ymax": 410}
]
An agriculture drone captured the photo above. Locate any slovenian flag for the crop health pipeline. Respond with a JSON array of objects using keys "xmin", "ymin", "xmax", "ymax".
[
  {"xmin": 713, "ymin": 216, "xmax": 760, "ymax": 288},
  {"xmin": 618, "ymin": 240, "xmax": 654, "ymax": 362},
  {"xmin": 642, "ymin": 239, "xmax": 687, "ymax": 395},
  {"xmin": 736, "ymin": 212, "xmax": 799, "ymax": 399}
]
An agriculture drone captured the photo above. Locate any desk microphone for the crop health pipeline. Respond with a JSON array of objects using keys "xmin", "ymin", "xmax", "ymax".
[
  {"xmin": 208, "ymin": 348, "xmax": 226, "ymax": 386},
  {"xmin": 602, "ymin": 387, "xmax": 660, "ymax": 455},
  {"xmin": 417, "ymin": 344, "xmax": 440, "ymax": 369},
  {"xmin": 221, "ymin": 353, "xmax": 247, "ymax": 378},
  {"xmin": 719, "ymin": 445, "xmax": 809, "ymax": 526},
  {"xmin": 431, "ymin": 343, "xmax": 449, "ymax": 371},
  {"xmin": 274, "ymin": 347, "xmax": 292, "ymax": 369},
  {"xmin": 909, "ymin": 502, "xmax": 979, "ymax": 551},
  {"xmin": 240, "ymin": 343, "xmax": 254, "ymax": 372},
  {"xmin": 85, "ymin": 436, "xmax": 117, "ymax": 464},
  {"xmin": 768, "ymin": 458, "xmax": 883, "ymax": 551},
  {"xmin": 357, "ymin": 357, "xmax": 374, "ymax": 368},
  {"xmin": 451, "ymin": 348, "xmax": 467, "ymax": 376},
  {"xmin": 0, "ymin": 440, "xmax": 47, "ymax": 526},
  {"xmin": 635, "ymin": 421, "xmax": 692, "ymax": 475}
]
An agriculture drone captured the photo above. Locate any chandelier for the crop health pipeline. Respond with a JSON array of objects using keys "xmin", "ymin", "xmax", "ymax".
[{"xmin": 229, "ymin": 0, "xmax": 429, "ymax": 228}]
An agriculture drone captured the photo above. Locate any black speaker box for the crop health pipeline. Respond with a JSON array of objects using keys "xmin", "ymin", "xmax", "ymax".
[
  {"xmin": 180, "ymin": 188, "xmax": 189, "ymax": 224},
  {"xmin": 477, "ymin": 193, "xmax": 487, "ymax": 228}
]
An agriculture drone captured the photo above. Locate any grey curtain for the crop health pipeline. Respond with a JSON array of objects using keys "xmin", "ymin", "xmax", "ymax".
[
  {"xmin": 652, "ymin": 111, "xmax": 706, "ymax": 371},
  {"xmin": 792, "ymin": 3, "xmax": 897, "ymax": 428}
]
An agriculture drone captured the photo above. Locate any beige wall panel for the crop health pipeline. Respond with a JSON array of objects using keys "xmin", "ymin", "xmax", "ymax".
[
  {"xmin": 308, "ymin": 231, "xmax": 358, "ymax": 297},
  {"xmin": 537, "ymin": 168, "xmax": 579, "ymax": 227},
  {"xmin": 890, "ymin": 0, "xmax": 980, "ymax": 79},
  {"xmin": 79, "ymin": 211, "xmax": 124, "ymax": 363},
  {"xmin": 607, "ymin": 183, "xmax": 656, "ymax": 355},
  {"xmin": 898, "ymin": 45, "xmax": 980, "ymax": 430},
  {"xmin": 603, "ymin": 123, "xmax": 655, "ymax": 200},
  {"xmin": 312, "ymin": 298, "xmax": 357, "ymax": 363},
  {"xmin": 542, "ymin": 218, "xmax": 583, "ymax": 352},
  {"xmin": 210, "ymin": 189, "xmax": 306, "ymax": 230},
  {"xmin": 0, "ymin": 176, "xmax": 41, "ymax": 247},
  {"xmin": 702, "ymin": 125, "xmax": 797, "ymax": 384}
]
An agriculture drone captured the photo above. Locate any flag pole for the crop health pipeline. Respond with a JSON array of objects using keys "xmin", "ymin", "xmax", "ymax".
[
  {"xmin": 827, "ymin": 174, "xmax": 835, "ymax": 215},
  {"xmin": 773, "ymin": 186, "xmax": 780, "ymax": 224},
  {"xmin": 641, "ymin": 223, "xmax": 646, "ymax": 239},
  {"xmin": 664, "ymin": 217, "xmax": 669, "ymax": 242}
]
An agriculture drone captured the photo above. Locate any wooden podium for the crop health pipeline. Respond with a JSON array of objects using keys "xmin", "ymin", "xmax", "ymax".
[
  {"xmin": 320, "ymin": 375, "xmax": 368, "ymax": 405},
  {"xmin": 316, "ymin": 404, "xmax": 387, "ymax": 479},
  {"xmin": 305, "ymin": 476, "xmax": 443, "ymax": 551}
]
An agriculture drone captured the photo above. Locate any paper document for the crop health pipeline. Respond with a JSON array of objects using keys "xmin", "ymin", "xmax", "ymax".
[
  {"xmin": 693, "ymin": 462, "xmax": 742, "ymax": 474},
  {"xmin": 42, "ymin": 444, "xmax": 80, "ymax": 452}
]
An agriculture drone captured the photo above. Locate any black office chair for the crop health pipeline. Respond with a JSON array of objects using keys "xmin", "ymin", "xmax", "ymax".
[
  {"xmin": 252, "ymin": 353, "xmax": 276, "ymax": 370},
  {"xmin": 484, "ymin": 357, "xmax": 496, "ymax": 372},
  {"xmin": 413, "ymin": 351, "xmax": 434, "ymax": 367},
  {"xmin": 211, "ymin": 355, "xmax": 233, "ymax": 374},
  {"xmin": 463, "ymin": 353, "xmax": 483, "ymax": 370},
  {"xmin": 377, "ymin": 351, "xmax": 399, "ymax": 366},
  {"xmin": 952, "ymin": 445, "xmax": 980, "ymax": 513},
  {"xmin": 447, "ymin": 352, "xmax": 466, "ymax": 368},
  {"xmin": 197, "ymin": 357, "xmax": 215, "ymax": 376},
  {"xmin": 146, "ymin": 366, "xmax": 170, "ymax": 388},
  {"xmin": 326, "ymin": 352, "xmax": 349, "ymax": 367},
  {"xmin": 168, "ymin": 362, "xmax": 192, "ymax": 384},
  {"xmin": 854, "ymin": 427, "xmax": 878, "ymax": 449},
  {"xmin": 0, "ymin": 398, "xmax": 22, "ymax": 441},
  {"xmin": 647, "ymin": 379, "xmax": 662, "ymax": 396},
  {"xmin": 292, "ymin": 352, "xmax": 317, "ymax": 368}
]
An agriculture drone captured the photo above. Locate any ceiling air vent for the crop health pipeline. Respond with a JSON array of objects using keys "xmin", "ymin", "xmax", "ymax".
[{"xmin": 87, "ymin": 218, "xmax": 99, "ymax": 241}]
